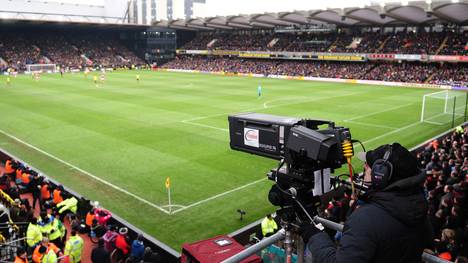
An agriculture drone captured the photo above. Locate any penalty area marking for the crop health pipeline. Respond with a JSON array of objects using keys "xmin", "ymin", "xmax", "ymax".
[
  {"xmin": 360, "ymin": 109, "xmax": 461, "ymax": 145},
  {"xmin": 0, "ymin": 128, "xmax": 171, "ymax": 215},
  {"xmin": 344, "ymin": 103, "xmax": 414, "ymax": 122},
  {"xmin": 344, "ymin": 120, "xmax": 398, "ymax": 130}
]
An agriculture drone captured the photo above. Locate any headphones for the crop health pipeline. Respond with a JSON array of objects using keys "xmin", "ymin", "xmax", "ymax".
[{"xmin": 371, "ymin": 146, "xmax": 393, "ymax": 190}]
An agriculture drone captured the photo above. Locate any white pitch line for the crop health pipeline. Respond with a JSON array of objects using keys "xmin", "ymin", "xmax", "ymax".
[
  {"xmin": 344, "ymin": 120, "xmax": 398, "ymax": 130},
  {"xmin": 182, "ymin": 91, "xmax": 369, "ymax": 123},
  {"xmin": 361, "ymin": 121, "xmax": 424, "ymax": 145},
  {"xmin": 181, "ymin": 120, "xmax": 229, "ymax": 132},
  {"xmin": 361, "ymin": 108, "xmax": 461, "ymax": 145},
  {"xmin": 181, "ymin": 112, "xmax": 228, "ymax": 122},
  {"xmin": 423, "ymin": 120, "xmax": 445, "ymax": 125},
  {"xmin": 344, "ymin": 103, "xmax": 414, "ymax": 122},
  {"xmin": 171, "ymin": 178, "xmax": 267, "ymax": 214},
  {"xmin": 0, "ymin": 128, "xmax": 171, "ymax": 215}
]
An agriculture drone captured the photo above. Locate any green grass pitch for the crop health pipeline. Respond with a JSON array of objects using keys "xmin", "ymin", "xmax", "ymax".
[{"xmin": 0, "ymin": 70, "xmax": 465, "ymax": 249}]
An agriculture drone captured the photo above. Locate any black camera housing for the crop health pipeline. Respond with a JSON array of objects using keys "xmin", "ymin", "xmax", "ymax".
[{"xmin": 228, "ymin": 113, "xmax": 353, "ymax": 222}]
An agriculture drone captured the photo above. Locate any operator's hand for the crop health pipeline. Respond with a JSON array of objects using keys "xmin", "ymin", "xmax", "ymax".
[{"xmin": 299, "ymin": 222, "xmax": 324, "ymax": 243}]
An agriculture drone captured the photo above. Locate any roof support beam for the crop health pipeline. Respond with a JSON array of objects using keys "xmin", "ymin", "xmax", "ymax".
[
  {"xmin": 249, "ymin": 21, "xmax": 275, "ymax": 28},
  {"xmin": 226, "ymin": 22, "xmax": 253, "ymax": 29},
  {"xmin": 204, "ymin": 23, "xmax": 233, "ymax": 29},
  {"xmin": 277, "ymin": 17, "xmax": 306, "ymax": 24},
  {"xmin": 167, "ymin": 25, "xmax": 198, "ymax": 31}
]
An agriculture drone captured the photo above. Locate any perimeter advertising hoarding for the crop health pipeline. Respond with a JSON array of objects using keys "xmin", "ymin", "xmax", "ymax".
[{"xmin": 317, "ymin": 54, "xmax": 366, "ymax": 61}]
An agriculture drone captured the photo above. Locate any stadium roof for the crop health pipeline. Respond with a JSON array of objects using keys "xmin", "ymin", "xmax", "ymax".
[
  {"xmin": 0, "ymin": 19, "xmax": 149, "ymax": 30},
  {"xmin": 153, "ymin": 0, "xmax": 468, "ymax": 31}
]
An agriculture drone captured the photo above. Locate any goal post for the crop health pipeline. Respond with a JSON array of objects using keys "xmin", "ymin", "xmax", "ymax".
[
  {"xmin": 26, "ymin": 64, "xmax": 57, "ymax": 73},
  {"xmin": 420, "ymin": 90, "xmax": 467, "ymax": 126}
]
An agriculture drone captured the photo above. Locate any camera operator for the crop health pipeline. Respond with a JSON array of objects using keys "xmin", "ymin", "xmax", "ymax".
[{"xmin": 301, "ymin": 143, "xmax": 433, "ymax": 263}]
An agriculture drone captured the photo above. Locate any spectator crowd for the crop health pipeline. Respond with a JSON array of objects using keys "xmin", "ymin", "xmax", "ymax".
[
  {"xmin": 314, "ymin": 126, "xmax": 468, "ymax": 262},
  {"xmin": 0, "ymin": 158, "xmax": 162, "ymax": 262},
  {"xmin": 162, "ymin": 55, "xmax": 468, "ymax": 85},
  {"xmin": 181, "ymin": 30, "xmax": 468, "ymax": 56},
  {"xmin": 0, "ymin": 31, "xmax": 145, "ymax": 72},
  {"xmin": 417, "ymin": 127, "xmax": 468, "ymax": 262}
]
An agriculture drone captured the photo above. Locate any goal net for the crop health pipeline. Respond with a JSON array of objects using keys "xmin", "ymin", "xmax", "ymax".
[
  {"xmin": 26, "ymin": 64, "xmax": 57, "ymax": 73},
  {"xmin": 420, "ymin": 90, "xmax": 467, "ymax": 125}
]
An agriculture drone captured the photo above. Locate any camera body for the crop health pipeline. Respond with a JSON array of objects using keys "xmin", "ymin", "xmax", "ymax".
[{"xmin": 228, "ymin": 113, "xmax": 353, "ymax": 223}]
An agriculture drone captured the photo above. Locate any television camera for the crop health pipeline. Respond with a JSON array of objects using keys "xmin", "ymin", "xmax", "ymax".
[{"xmin": 228, "ymin": 113, "xmax": 357, "ymax": 225}]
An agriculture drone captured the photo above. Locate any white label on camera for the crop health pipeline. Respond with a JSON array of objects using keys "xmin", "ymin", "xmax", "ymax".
[{"xmin": 244, "ymin": 128, "xmax": 259, "ymax": 148}]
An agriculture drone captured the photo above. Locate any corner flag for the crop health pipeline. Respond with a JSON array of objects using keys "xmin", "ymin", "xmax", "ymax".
[{"xmin": 165, "ymin": 177, "xmax": 171, "ymax": 189}]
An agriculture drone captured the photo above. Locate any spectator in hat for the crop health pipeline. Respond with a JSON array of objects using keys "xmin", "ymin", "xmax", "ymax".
[
  {"xmin": 114, "ymin": 227, "xmax": 130, "ymax": 259},
  {"xmin": 300, "ymin": 142, "xmax": 433, "ymax": 263},
  {"xmin": 130, "ymin": 234, "xmax": 145, "ymax": 262},
  {"xmin": 117, "ymin": 227, "xmax": 130, "ymax": 250}
]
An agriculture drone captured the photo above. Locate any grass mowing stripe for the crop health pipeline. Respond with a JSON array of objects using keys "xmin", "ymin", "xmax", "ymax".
[
  {"xmin": 0, "ymin": 127, "xmax": 171, "ymax": 214},
  {"xmin": 172, "ymin": 178, "xmax": 268, "ymax": 214},
  {"xmin": 1, "ymin": 71, "xmax": 463, "ymax": 249},
  {"xmin": 344, "ymin": 102, "xmax": 415, "ymax": 121},
  {"xmin": 344, "ymin": 120, "xmax": 398, "ymax": 130},
  {"xmin": 181, "ymin": 120, "xmax": 229, "ymax": 132}
]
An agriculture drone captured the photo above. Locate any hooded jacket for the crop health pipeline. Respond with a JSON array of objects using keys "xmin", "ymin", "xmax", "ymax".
[{"xmin": 307, "ymin": 173, "xmax": 433, "ymax": 263}]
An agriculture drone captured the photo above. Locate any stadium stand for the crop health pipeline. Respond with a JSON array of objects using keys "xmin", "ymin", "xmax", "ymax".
[
  {"xmin": 0, "ymin": 30, "xmax": 145, "ymax": 71},
  {"xmin": 0, "ymin": 33, "xmax": 42, "ymax": 71},
  {"xmin": 162, "ymin": 55, "xmax": 468, "ymax": 85},
  {"xmin": 417, "ymin": 127, "xmax": 468, "ymax": 261},
  {"xmin": 379, "ymin": 31, "xmax": 445, "ymax": 54},
  {"xmin": 166, "ymin": 27, "xmax": 468, "ymax": 86},
  {"xmin": 439, "ymin": 31, "xmax": 468, "ymax": 56},
  {"xmin": 179, "ymin": 30, "xmax": 466, "ymax": 55},
  {"xmin": 310, "ymin": 127, "xmax": 468, "ymax": 262},
  {"xmin": 0, "ymin": 151, "xmax": 177, "ymax": 262}
]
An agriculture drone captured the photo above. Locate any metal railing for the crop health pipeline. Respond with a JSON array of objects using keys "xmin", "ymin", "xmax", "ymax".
[{"xmin": 222, "ymin": 216, "xmax": 450, "ymax": 263}]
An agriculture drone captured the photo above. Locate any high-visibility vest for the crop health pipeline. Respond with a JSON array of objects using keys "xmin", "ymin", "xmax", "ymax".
[
  {"xmin": 41, "ymin": 185, "xmax": 51, "ymax": 200},
  {"xmin": 21, "ymin": 173, "xmax": 31, "ymax": 184},
  {"xmin": 85, "ymin": 212, "xmax": 94, "ymax": 227},
  {"xmin": 33, "ymin": 243, "xmax": 60, "ymax": 262},
  {"xmin": 5, "ymin": 160, "xmax": 15, "ymax": 174},
  {"xmin": 42, "ymin": 250, "xmax": 57, "ymax": 263},
  {"xmin": 26, "ymin": 223, "xmax": 42, "ymax": 247},
  {"xmin": 38, "ymin": 216, "xmax": 54, "ymax": 236},
  {"xmin": 53, "ymin": 190, "xmax": 63, "ymax": 205},
  {"xmin": 261, "ymin": 217, "xmax": 278, "ymax": 236},
  {"xmin": 64, "ymin": 235, "xmax": 83, "ymax": 263},
  {"xmin": 57, "ymin": 197, "xmax": 78, "ymax": 214},
  {"xmin": 32, "ymin": 246, "xmax": 42, "ymax": 263},
  {"xmin": 14, "ymin": 256, "xmax": 28, "ymax": 263},
  {"xmin": 48, "ymin": 219, "xmax": 62, "ymax": 241}
]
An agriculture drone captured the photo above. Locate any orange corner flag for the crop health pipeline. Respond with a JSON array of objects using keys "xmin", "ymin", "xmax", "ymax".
[{"xmin": 165, "ymin": 177, "xmax": 170, "ymax": 189}]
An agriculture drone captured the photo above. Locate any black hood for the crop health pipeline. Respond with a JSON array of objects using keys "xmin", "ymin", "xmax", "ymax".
[{"xmin": 370, "ymin": 172, "xmax": 428, "ymax": 226}]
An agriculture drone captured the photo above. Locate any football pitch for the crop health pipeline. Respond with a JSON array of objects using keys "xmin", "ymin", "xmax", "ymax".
[{"xmin": 0, "ymin": 70, "xmax": 465, "ymax": 249}]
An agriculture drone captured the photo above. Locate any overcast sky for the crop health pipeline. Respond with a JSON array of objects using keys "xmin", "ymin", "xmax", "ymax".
[{"xmin": 31, "ymin": 0, "xmax": 402, "ymax": 19}]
